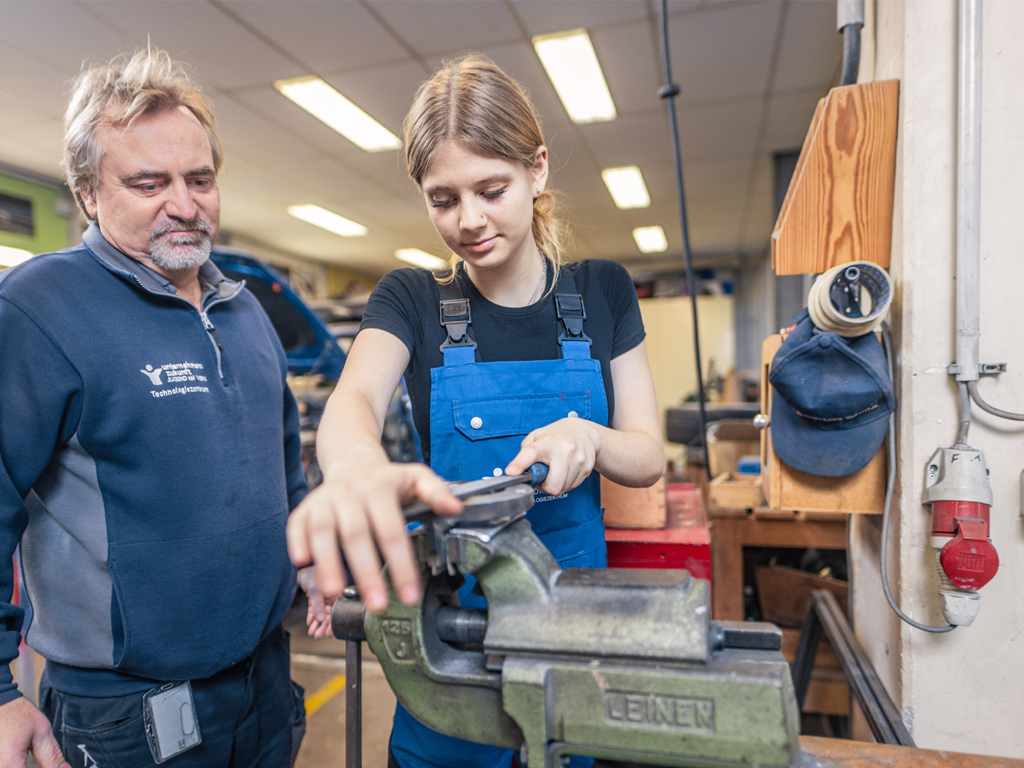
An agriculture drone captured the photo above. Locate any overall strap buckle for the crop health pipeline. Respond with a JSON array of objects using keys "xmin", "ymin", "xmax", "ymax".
[
  {"xmin": 555, "ymin": 293, "xmax": 592, "ymax": 347},
  {"xmin": 439, "ymin": 298, "xmax": 477, "ymax": 352}
]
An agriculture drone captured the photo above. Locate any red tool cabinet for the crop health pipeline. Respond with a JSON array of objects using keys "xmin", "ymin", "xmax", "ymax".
[{"xmin": 605, "ymin": 482, "xmax": 711, "ymax": 583}]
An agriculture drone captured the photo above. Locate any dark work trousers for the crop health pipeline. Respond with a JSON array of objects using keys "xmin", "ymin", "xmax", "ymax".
[{"xmin": 39, "ymin": 624, "xmax": 306, "ymax": 768}]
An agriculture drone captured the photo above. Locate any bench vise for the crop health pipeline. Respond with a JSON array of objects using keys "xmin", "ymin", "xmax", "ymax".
[{"xmin": 332, "ymin": 485, "xmax": 802, "ymax": 768}]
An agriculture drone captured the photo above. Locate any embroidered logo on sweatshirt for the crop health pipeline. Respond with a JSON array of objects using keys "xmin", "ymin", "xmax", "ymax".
[
  {"xmin": 140, "ymin": 364, "xmax": 164, "ymax": 385},
  {"xmin": 141, "ymin": 361, "xmax": 210, "ymax": 398}
]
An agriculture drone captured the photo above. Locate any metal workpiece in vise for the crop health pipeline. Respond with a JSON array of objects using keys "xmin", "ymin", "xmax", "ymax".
[
  {"xmin": 922, "ymin": 446, "xmax": 999, "ymax": 626},
  {"xmin": 332, "ymin": 473, "xmax": 806, "ymax": 768}
]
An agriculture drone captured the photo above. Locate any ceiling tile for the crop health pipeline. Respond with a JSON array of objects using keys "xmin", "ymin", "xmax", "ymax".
[
  {"xmin": 0, "ymin": 40, "xmax": 75, "ymax": 118},
  {"xmin": 512, "ymin": 0, "xmax": 649, "ymax": 35},
  {"xmin": 214, "ymin": 94, "xmax": 323, "ymax": 166},
  {"xmin": 0, "ymin": 134, "xmax": 63, "ymax": 179},
  {"xmin": 84, "ymin": 0, "xmax": 307, "ymax": 89},
  {"xmin": 665, "ymin": 1, "xmax": 783, "ymax": 105},
  {"xmin": 576, "ymin": 112, "xmax": 673, "ymax": 169},
  {"xmin": 771, "ymin": 0, "xmax": 842, "ymax": 93},
  {"xmin": 0, "ymin": 1, "xmax": 141, "ymax": 75},
  {"xmin": 762, "ymin": 86, "xmax": 825, "ymax": 153},
  {"xmin": 369, "ymin": 1, "xmax": 521, "ymax": 58},
  {"xmin": 328, "ymin": 150, "xmax": 414, "ymax": 198},
  {"xmin": 220, "ymin": 0, "xmax": 409, "ymax": 74},
  {"xmin": 643, "ymin": 153, "xmax": 754, "ymax": 207},
  {"xmin": 3, "ymin": 118, "xmax": 67, "ymax": 156},
  {"xmin": 0, "ymin": 92, "xmax": 57, "ymax": 131},
  {"xmin": 227, "ymin": 84, "xmax": 366, "ymax": 161},
  {"xmin": 544, "ymin": 124, "xmax": 597, "ymax": 182},
  {"xmin": 657, "ymin": 1, "xmax": 713, "ymax": 15},
  {"xmin": 321, "ymin": 59, "xmax": 432, "ymax": 139},
  {"xmin": 591, "ymin": 21, "xmax": 663, "ymax": 117},
  {"xmin": 675, "ymin": 97, "xmax": 763, "ymax": 158}
]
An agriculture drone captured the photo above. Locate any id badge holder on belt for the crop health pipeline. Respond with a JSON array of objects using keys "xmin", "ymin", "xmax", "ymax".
[{"xmin": 142, "ymin": 682, "xmax": 201, "ymax": 763}]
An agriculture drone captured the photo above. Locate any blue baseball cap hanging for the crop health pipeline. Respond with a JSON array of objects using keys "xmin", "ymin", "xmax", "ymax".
[{"xmin": 769, "ymin": 309, "xmax": 894, "ymax": 477}]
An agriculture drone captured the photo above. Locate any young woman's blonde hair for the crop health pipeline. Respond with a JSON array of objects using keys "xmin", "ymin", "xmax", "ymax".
[
  {"xmin": 63, "ymin": 46, "xmax": 223, "ymax": 219},
  {"xmin": 403, "ymin": 54, "xmax": 570, "ymax": 281}
]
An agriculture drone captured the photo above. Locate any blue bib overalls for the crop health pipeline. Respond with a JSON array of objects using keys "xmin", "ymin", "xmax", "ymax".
[{"xmin": 389, "ymin": 270, "xmax": 607, "ymax": 768}]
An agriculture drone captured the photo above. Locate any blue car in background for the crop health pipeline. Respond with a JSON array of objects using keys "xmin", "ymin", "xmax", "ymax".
[{"xmin": 210, "ymin": 247, "xmax": 347, "ymax": 379}]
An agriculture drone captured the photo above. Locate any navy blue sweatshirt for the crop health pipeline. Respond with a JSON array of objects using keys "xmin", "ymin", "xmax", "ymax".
[{"xmin": 0, "ymin": 225, "xmax": 306, "ymax": 704}]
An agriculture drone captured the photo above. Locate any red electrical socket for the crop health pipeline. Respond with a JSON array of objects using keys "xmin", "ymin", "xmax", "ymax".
[{"xmin": 938, "ymin": 516, "xmax": 999, "ymax": 590}]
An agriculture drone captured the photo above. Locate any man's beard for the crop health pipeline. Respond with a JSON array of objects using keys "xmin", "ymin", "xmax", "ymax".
[{"xmin": 149, "ymin": 219, "xmax": 213, "ymax": 271}]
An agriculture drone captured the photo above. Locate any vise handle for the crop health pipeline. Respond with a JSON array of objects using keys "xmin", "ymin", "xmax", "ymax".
[{"xmin": 403, "ymin": 463, "xmax": 548, "ymax": 523}]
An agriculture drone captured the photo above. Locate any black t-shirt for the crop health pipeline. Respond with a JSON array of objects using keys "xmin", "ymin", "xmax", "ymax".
[{"xmin": 360, "ymin": 260, "xmax": 645, "ymax": 464}]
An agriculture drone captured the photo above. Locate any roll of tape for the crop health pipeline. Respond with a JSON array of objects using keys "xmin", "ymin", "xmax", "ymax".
[{"xmin": 807, "ymin": 261, "xmax": 892, "ymax": 337}]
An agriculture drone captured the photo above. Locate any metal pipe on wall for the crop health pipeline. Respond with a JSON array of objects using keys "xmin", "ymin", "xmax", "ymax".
[{"xmin": 955, "ymin": 0, "xmax": 983, "ymax": 383}]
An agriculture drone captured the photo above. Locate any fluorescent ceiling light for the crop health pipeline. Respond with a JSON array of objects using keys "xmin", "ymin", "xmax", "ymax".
[
  {"xmin": 633, "ymin": 226, "xmax": 668, "ymax": 254},
  {"xmin": 274, "ymin": 76, "xmax": 402, "ymax": 152},
  {"xmin": 533, "ymin": 28, "xmax": 617, "ymax": 124},
  {"xmin": 0, "ymin": 245, "xmax": 32, "ymax": 267},
  {"xmin": 602, "ymin": 166, "xmax": 651, "ymax": 209},
  {"xmin": 396, "ymin": 248, "xmax": 447, "ymax": 271},
  {"xmin": 288, "ymin": 205, "xmax": 367, "ymax": 237}
]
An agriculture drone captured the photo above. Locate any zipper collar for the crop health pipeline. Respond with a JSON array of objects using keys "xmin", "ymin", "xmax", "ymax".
[{"xmin": 81, "ymin": 222, "xmax": 242, "ymax": 307}]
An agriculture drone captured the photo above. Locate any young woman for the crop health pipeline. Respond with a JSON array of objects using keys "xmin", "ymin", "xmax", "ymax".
[{"xmin": 287, "ymin": 54, "xmax": 664, "ymax": 768}]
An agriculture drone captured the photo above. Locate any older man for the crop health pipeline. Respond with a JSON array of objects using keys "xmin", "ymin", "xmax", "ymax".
[{"xmin": 0, "ymin": 49, "xmax": 306, "ymax": 766}]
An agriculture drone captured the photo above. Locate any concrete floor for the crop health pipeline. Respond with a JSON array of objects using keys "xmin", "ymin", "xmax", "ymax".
[
  {"xmin": 285, "ymin": 600, "xmax": 397, "ymax": 768},
  {"xmin": 8, "ymin": 596, "xmax": 398, "ymax": 768}
]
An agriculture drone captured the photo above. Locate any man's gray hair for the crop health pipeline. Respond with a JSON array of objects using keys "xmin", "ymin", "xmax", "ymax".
[{"xmin": 63, "ymin": 47, "xmax": 223, "ymax": 218}]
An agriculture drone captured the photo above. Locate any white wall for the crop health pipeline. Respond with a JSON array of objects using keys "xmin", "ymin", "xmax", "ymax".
[
  {"xmin": 852, "ymin": 0, "xmax": 1024, "ymax": 757},
  {"xmin": 640, "ymin": 295, "xmax": 736, "ymax": 458}
]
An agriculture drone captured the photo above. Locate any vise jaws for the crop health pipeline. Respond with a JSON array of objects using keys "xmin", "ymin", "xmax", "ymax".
[{"xmin": 332, "ymin": 483, "xmax": 802, "ymax": 768}]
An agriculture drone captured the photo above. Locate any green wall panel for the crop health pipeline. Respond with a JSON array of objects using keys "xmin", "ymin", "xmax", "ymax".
[{"xmin": 0, "ymin": 172, "xmax": 71, "ymax": 259}]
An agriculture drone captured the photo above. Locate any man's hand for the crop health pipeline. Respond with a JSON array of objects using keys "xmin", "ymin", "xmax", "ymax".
[
  {"xmin": 286, "ymin": 462, "xmax": 462, "ymax": 614},
  {"xmin": 0, "ymin": 697, "xmax": 69, "ymax": 768},
  {"xmin": 297, "ymin": 566, "xmax": 335, "ymax": 639}
]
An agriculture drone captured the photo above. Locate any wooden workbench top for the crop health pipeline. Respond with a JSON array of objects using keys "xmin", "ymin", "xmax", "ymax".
[{"xmin": 800, "ymin": 736, "xmax": 1023, "ymax": 767}]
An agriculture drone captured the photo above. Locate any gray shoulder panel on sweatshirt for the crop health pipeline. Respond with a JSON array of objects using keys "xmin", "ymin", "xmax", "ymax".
[{"xmin": 21, "ymin": 433, "xmax": 114, "ymax": 668}]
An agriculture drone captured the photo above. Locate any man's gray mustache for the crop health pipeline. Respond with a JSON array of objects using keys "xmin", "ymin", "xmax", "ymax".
[{"xmin": 151, "ymin": 220, "xmax": 212, "ymax": 238}]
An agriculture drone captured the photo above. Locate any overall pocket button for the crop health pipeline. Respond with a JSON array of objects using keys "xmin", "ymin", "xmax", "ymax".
[{"xmin": 470, "ymin": 416, "xmax": 483, "ymax": 429}]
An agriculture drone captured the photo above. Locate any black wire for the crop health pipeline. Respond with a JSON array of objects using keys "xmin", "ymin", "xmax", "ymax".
[
  {"xmin": 840, "ymin": 23, "xmax": 863, "ymax": 86},
  {"xmin": 658, "ymin": 0, "xmax": 711, "ymax": 482}
]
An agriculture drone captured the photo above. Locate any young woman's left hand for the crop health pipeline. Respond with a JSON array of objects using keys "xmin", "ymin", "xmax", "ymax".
[{"xmin": 505, "ymin": 417, "xmax": 602, "ymax": 496}]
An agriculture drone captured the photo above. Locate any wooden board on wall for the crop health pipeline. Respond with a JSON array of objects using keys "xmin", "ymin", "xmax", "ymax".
[
  {"xmin": 772, "ymin": 80, "xmax": 899, "ymax": 276},
  {"xmin": 760, "ymin": 334, "xmax": 886, "ymax": 514}
]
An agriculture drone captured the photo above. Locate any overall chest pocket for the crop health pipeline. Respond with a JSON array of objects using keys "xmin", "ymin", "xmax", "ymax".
[{"xmin": 452, "ymin": 391, "xmax": 593, "ymax": 441}]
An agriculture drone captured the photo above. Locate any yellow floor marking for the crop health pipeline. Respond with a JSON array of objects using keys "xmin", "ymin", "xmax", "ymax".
[{"xmin": 305, "ymin": 673, "xmax": 347, "ymax": 717}]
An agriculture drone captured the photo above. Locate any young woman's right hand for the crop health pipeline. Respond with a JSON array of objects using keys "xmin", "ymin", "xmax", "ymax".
[{"xmin": 286, "ymin": 460, "xmax": 462, "ymax": 614}]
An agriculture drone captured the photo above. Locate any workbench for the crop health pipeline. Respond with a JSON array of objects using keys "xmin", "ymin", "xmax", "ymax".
[
  {"xmin": 709, "ymin": 509, "xmax": 850, "ymax": 715},
  {"xmin": 799, "ymin": 736, "xmax": 1024, "ymax": 767}
]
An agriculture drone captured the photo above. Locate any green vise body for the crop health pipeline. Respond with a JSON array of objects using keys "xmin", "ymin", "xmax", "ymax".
[{"xmin": 361, "ymin": 517, "xmax": 800, "ymax": 768}]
